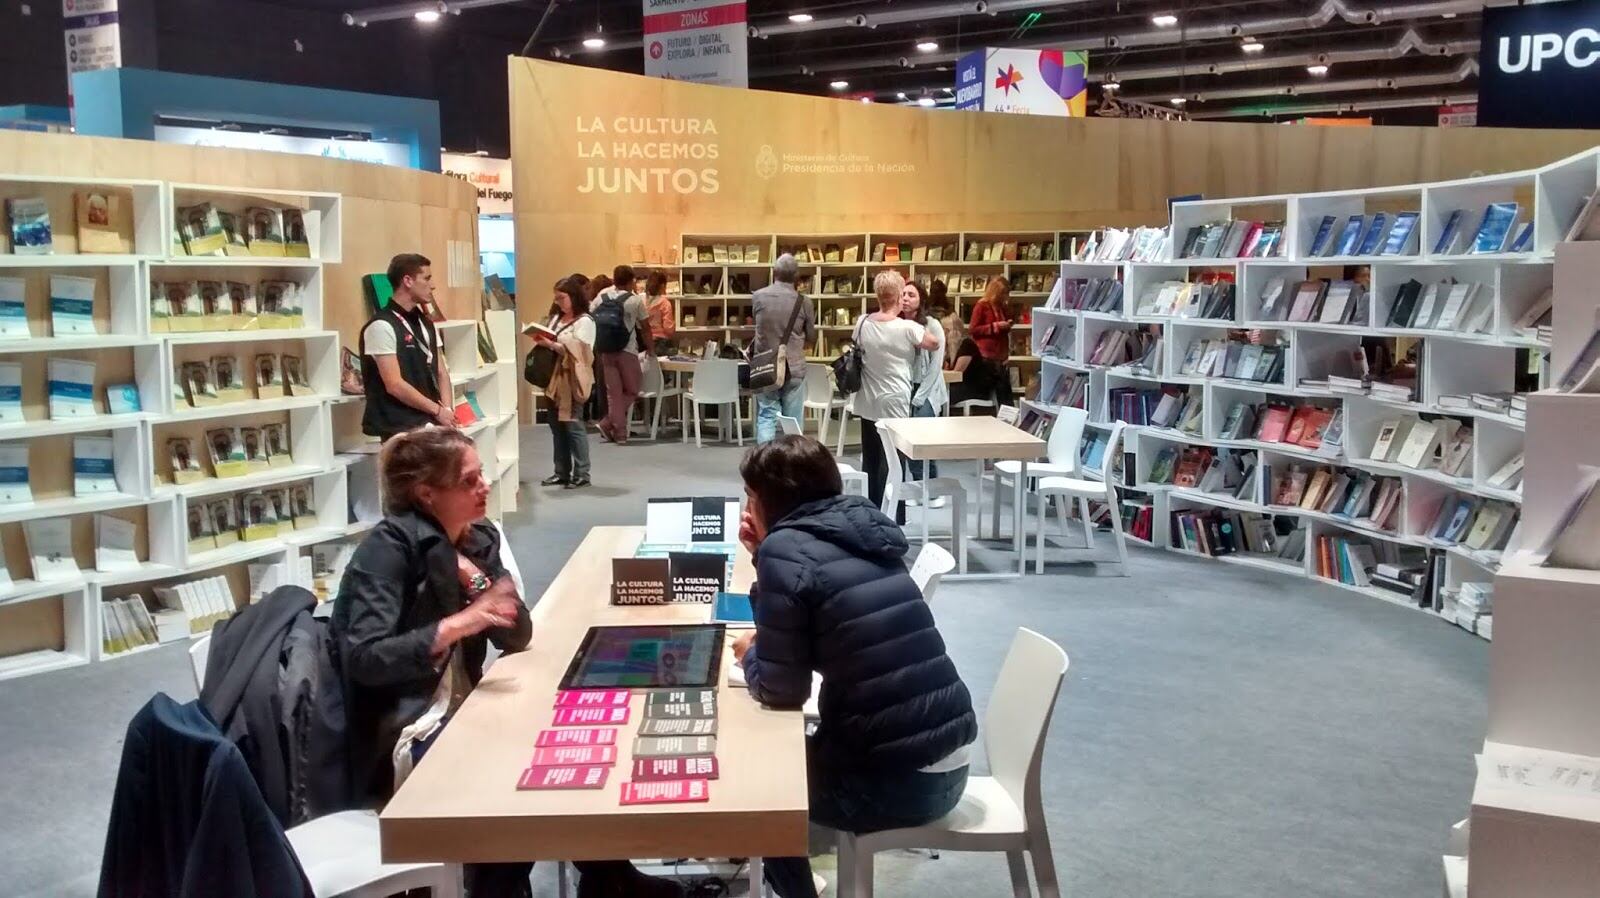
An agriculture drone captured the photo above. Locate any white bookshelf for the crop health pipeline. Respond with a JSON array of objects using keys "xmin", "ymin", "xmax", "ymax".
[
  {"xmin": 0, "ymin": 175, "xmax": 518, "ymax": 680},
  {"xmin": 1043, "ymin": 149, "xmax": 1600, "ymax": 646}
]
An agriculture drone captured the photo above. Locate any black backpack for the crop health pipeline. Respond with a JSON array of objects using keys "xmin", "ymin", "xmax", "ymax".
[{"xmin": 592, "ymin": 293, "xmax": 630, "ymax": 353}]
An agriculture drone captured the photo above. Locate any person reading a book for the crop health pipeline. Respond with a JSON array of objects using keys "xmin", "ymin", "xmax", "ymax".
[
  {"xmin": 360, "ymin": 253, "xmax": 454, "ymax": 442},
  {"xmin": 901, "ymin": 280, "xmax": 947, "ymax": 486},
  {"xmin": 751, "ymin": 253, "xmax": 816, "ymax": 444},
  {"xmin": 850, "ymin": 270, "xmax": 941, "ymax": 516},
  {"xmin": 967, "ymin": 276, "xmax": 1016, "ymax": 405},
  {"xmin": 732, "ymin": 434, "xmax": 977, "ymax": 898},
  {"xmin": 331, "ymin": 428, "xmax": 682, "ymax": 898},
  {"xmin": 529, "ymin": 275, "xmax": 596, "ymax": 488}
]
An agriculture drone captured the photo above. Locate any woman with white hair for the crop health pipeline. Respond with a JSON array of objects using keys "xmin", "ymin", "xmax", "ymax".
[{"xmin": 848, "ymin": 270, "xmax": 940, "ymax": 518}]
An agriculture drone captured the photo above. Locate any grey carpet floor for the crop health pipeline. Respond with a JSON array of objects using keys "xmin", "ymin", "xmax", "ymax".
[{"xmin": 0, "ymin": 425, "xmax": 1486, "ymax": 898}]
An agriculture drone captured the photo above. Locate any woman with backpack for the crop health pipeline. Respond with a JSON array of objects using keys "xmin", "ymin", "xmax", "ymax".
[{"xmin": 529, "ymin": 275, "xmax": 595, "ymax": 489}]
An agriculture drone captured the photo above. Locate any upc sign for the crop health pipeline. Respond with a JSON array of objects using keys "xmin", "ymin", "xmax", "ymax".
[{"xmin": 1478, "ymin": 0, "xmax": 1600, "ymax": 128}]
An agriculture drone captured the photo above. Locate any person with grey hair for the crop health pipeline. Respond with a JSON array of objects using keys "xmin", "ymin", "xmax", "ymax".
[
  {"xmin": 750, "ymin": 252, "xmax": 816, "ymax": 443},
  {"xmin": 849, "ymin": 270, "xmax": 941, "ymax": 517}
]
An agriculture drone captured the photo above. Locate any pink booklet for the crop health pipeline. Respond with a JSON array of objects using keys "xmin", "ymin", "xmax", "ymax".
[
  {"xmin": 531, "ymin": 745, "xmax": 618, "ymax": 767},
  {"xmin": 535, "ymin": 727, "xmax": 619, "ymax": 747},
  {"xmin": 554, "ymin": 689, "xmax": 631, "ymax": 708},
  {"xmin": 552, "ymin": 706, "xmax": 630, "ymax": 726},
  {"xmin": 619, "ymin": 779, "xmax": 711, "ymax": 805},
  {"xmin": 517, "ymin": 765, "xmax": 610, "ymax": 790}
]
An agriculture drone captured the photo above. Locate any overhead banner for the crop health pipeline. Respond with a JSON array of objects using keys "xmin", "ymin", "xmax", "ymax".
[
  {"xmin": 442, "ymin": 153, "xmax": 514, "ymax": 215},
  {"xmin": 1479, "ymin": 0, "xmax": 1600, "ymax": 128},
  {"xmin": 954, "ymin": 48, "xmax": 1088, "ymax": 117},
  {"xmin": 642, "ymin": 0, "xmax": 748, "ymax": 88},
  {"xmin": 63, "ymin": 0, "xmax": 122, "ymax": 97}
]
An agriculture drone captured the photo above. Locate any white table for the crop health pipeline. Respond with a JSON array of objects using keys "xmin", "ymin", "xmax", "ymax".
[{"xmin": 877, "ymin": 416, "xmax": 1046, "ymax": 577}]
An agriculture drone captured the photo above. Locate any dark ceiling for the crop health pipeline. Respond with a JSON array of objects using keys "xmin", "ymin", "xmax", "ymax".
[{"xmin": 0, "ymin": 0, "xmax": 1487, "ymax": 156}]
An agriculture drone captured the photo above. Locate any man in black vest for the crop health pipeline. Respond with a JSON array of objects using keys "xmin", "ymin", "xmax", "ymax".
[{"xmin": 361, "ymin": 254, "xmax": 454, "ymax": 441}]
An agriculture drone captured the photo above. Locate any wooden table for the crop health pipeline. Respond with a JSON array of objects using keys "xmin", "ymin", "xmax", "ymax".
[
  {"xmin": 878, "ymin": 416, "xmax": 1046, "ymax": 577},
  {"xmin": 659, "ymin": 357, "xmax": 697, "ymax": 375},
  {"xmin": 380, "ymin": 526, "xmax": 809, "ymax": 866}
]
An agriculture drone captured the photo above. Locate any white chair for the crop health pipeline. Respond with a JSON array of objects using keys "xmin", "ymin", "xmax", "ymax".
[
  {"xmin": 628, "ymin": 354, "xmax": 682, "ymax": 441},
  {"xmin": 953, "ymin": 398, "xmax": 995, "ymax": 416},
  {"xmin": 191, "ymin": 635, "xmax": 466, "ymax": 898},
  {"xmin": 836, "ymin": 628, "xmax": 1069, "ymax": 898},
  {"xmin": 878, "ymin": 425, "xmax": 966, "ymax": 569},
  {"xmin": 986, "ymin": 408, "xmax": 1089, "ymax": 540},
  {"xmin": 681, "ymin": 358, "xmax": 745, "ymax": 447},
  {"xmin": 777, "ymin": 414, "xmax": 803, "ymax": 436},
  {"xmin": 1034, "ymin": 422, "xmax": 1129, "ymax": 576},
  {"xmin": 803, "ymin": 363, "xmax": 850, "ymax": 454},
  {"xmin": 838, "ymin": 463, "xmax": 869, "ymax": 498},
  {"xmin": 908, "ymin": 542, "xmax": 957, "ymax": 604}
]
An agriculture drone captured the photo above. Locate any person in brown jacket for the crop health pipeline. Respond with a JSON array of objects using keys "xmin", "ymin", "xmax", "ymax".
[{"xmin": 529, "ymin": 275, "xmax": 596, "ymax": 489}]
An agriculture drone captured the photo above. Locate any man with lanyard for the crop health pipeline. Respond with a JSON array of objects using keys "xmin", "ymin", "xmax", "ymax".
[{"xmin": 361, "ymin": 253, "xmax": 454, "ymax": 441}]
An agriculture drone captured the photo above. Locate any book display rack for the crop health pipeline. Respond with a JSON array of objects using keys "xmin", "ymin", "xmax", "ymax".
[
  {"xmin": 0, "ymin": 175, "xmax": 518, "ymax": 681},
  {"xmin": 629, "ymin": 231, "xmax": 1090, "ymax": 371},
  {"xmin": 1037, "ymin": 150, "xmax": 1600, "ymax": 649}
]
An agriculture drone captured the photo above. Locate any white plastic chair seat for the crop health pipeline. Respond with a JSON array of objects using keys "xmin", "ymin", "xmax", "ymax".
[
  {"xmin": 1033, "ymin": 474, "xmax": 1101, "ymax": 496},
  {"xmin": 992, "ymin": 459, "xmax": 1076, "ymax": 479},
  {"xmin": 854, "ymin": 777, "xmax": 1026, "ymax": 850},
  {"xmin": 286, "ymin": 810, "xmax": 462, "ymax": 898},
  {"xmin": 837, "ymin": 463, "xmax": 869, "ymax": 498}
]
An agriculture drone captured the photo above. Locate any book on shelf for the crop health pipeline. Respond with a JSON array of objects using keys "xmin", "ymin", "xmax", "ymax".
[
  {"xmin": 1287, "ymin": 280, "xmax": 1327, "ymax": 322},
  {"xmin": 1429, "ymin": 495, "xmax": 1478, "ymax": 545},
  {"xmin": 1470, "ymin": 202, "xmax": 1518, "ymax": 254},
  {"xmin": 25, "ymin": 517, "xmax": 77, "ymax": 581},
  {"xmin": 74, "ymin": 435, "xmax": 118, "ymax": 495},
  {"xmin": 95, "ymin": 513, "xmax": 140, "ymax": 571},
  {"xmin": 1256, "ymin": 277, "xmax": 1288, "ymax": 321},
  {"xmin": 1508, "ymin": 221, "xmax": 1534, "ymax": 253},
  {"xmin": 181, "ymin": 360, "xmax": 219, "ymax": 407},
  {"xmin": 167, "ymin": 436, "xmax": 206, "ymax": 484},
  {"xmin": 1485, "ymin": 452, "xmax": 1524, "ymax": 490},
  {"xmin": 1555, "ymin": 326, "xmax": 1600, "ymax": 393},
  {"xmin": 1381, "ymin": 212, "xmax": 1419, "ymax": 255},
  {"xmin": 70, "ymin": 191, "xmax": 129, "ymax": 255},
  {"xmin": 239, "ymin": 426, "xmax": 272, "ymax": 473},
  {"xmin": 0, "ymin": 276, "xmax": 25, "ymax": 339},
  {"xmin": 49, "ymin": 275, "xmax": 97, "ymax": 336},
  {"xmin": 1355, "ymin": 212, "xmax": 1390, "ymax": 256},
  {"xmin": 0, "ymin": 444, "xmax": 30, "ymax": 504},
  {"xmin": 47, "ymin": 357, "xmax": 96, "ymax": 419},
  {"xmin": 1433, "ymin": 210, "xmax": 1466, "ymax": 255},
  {"xmin": 1306, "ymin": 215, "xmax": 1337, "ymax": 257},
  {"xmin": 217, "ymin": 211, "xmax": 251, "ymax": 256},
  {"xmin": 0, "ymin": 362, "xmax": 21, "ymax": 423},
  {"xmin": 7, "ymin": 197, "xmax": 53, "ymax": 255},
  {"xmin": 1317, "ymin": 280, "xmax": 1363, "ymax": 325},
  {"xmin": 106, "ymin": 383, "xmax": 141, "ymax": 415},
  {"xmin": 1565, "ymin": 190, "xmax": 1600, "ymax": 242},
  {"xmin": 1535, "ymin": 468, "xmax": 1600, "ymax": 569},
  {"xmin": 1333, "ymin": 215, "xmax": 1364, "ymax": 256}
]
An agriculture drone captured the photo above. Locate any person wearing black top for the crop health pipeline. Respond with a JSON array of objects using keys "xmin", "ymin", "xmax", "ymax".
[
  {"xmin": 947, "ymin": 335, "xmax": 1008, "ymax": 411},
  {"xmin": 360, "ymin": 253, "xmax": 454, "ymax": 441},
  {"xmin": 331, "ymin": 428, "xmax": 683, "ymax": 898}
]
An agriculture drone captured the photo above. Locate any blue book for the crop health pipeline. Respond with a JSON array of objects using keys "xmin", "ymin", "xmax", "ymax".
[
  {"xmin": 1333, "ymin": 215, "xmax": 1364, "ymax": 256},
  {"xmin": 1509, "ymin": 221, "xmax": 1534, "ymax": 253},
  {"xmin": 0, "ymin": 277, "xmax": 25, "ymax": 340},
  {"xmin": 1382, "ymin": 212, "xmax": 1419, "ymax": 255},
  {"xmin": 1433, "ymin": 210, "xmax": 1465, "ymax": 255},
  {"xmin": 72, "ymin": 435, "xmax": 118, "ymax": 496},
  {"xmin": 1471, "ymin": 202, "xmax": 1519, "ymax": 254},
  {"xmin": 49, "ymin": 275, "xmax": 96, "ymax": 336},
  {"xmin": 0, "ymin": 444, "xmax": 30, "ymax": 504},
  {"xmin": 1355, "ymin": 213, "xmax": 1390, "ymax": 256},
  {"xmin": 712, "ymin": 591, "xmax": 754, "ymax": 626},
  {"xmin": 1306, "ymin": 215, "xmax": 1337, "ymax": 256},
  {"xmin": 46, "ymin": 357, "xmax": 96, "ymax": 419}
]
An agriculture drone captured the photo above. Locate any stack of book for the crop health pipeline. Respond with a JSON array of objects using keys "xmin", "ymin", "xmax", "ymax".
[
  {"xmin": 1179, "ymin": 338, "xmax": 1286, "ymax": 384},
  {"xmin": 1364, "ymin": 417, "xmax": 1473, "ymax": 478},
  {"xmin": 1007, "ymin": 271, "xmax": 1056, "ymax": 294},
  {"xmin": 100, "ymin": 597, "xmax": 161, "ymax": 656},
  {"xmin": 1304, "ymin": 211, "xmax": 1420, "ymax": 258},
  {"xmin": 1036, "ymin": 322, "xmax": 1074, "ymax": 358},
  {"xmin": 1276, "ymin": 278, "xmax": 1368, "ymax": 324},
  {"xmin": 1133, "ymin": 279, "xmax": 1236, "ymax": 320},
  {"xmin": 153, "ymin": 575, "xmax": 237, "ymax": 634},
  {"xmin": 1178, "ymin": 219, "xmax": 1286, "ymax": 259},
  {"xmin": 1383, "ymin": 278, "xmax": 1494, "ymax": 333},
  {"xmin": 1248, "ymin": 402, "xmax": 1341, "ymax": 451},
  {"xmin": 1427, "ymin": 496, "xmax": 1519, "ymax": 553},
  {"xmin": 1312, "ymin": 532, "xmax": 1394, "ymax": 587},
  {"xmin": 1147, "ymin": 444, "xmax": 1215, "ymax": 488},
  {"xmin": 1121, "ymin": 500, "xmax": 1155, "ymax": 543},
  {"xmin": 1086, "ymin": 329, "xmax": 1152, "ymax": 366},
  {"xmin": 1045, "ymin": 372, "xmax": 1089, "ymax": 409},
  {"xmin": 1048, "ymin": 277, "xmax": 1123, "ymax": 313},
  {"xmin": 1170, "ymin": 508, "xmax": 1298, "ymax": 559},
  {"xmin": 1443, "ymin": 581, "xmax": 1494, "ymax": 633},
  {"xmin": 1267, "ymin": 464, "xmax": 1402, "ymax": 530},
  {"xmin": 1370, "ymin": 561, "xmax": 1430, "ymax": 603},
  {"xmin": 1074, "ymin": 226, "xmax": 1168, "ymax": 263},
  {"xmin": 1432, "ymin": 202, "xmax": 1530, "ymax": 256}
]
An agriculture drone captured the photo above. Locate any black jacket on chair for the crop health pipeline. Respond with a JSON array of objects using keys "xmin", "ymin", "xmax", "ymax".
[
  {"xmin": 330, "ymin": 511, "xmax": 533, "ymax": 803},
  {"xmin": 742, "ymin": 494, "xmax": 977, "ymax": 772},
  {"xmin": 99, "ymin": 693, "xmax": 312, "ymax": 898}
]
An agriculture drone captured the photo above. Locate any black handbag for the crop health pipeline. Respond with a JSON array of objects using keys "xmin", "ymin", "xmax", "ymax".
[
  {"xmin": 746, "ymin": 295, "xmax": 806, "ymax": 392},
  {"xmin": 830, "ymin": 318, "xmax": 866, "ymax": 395}
]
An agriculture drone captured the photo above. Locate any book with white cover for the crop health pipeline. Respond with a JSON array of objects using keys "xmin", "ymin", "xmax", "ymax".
[
  {"xmin": 1486, "ymin": 452, "xmax": 1524, "ymax": 490},
  {"xmin": 1410, "ymin": 282, "xmax": 1446, "ymax": 329},
  {"xmin": 206, "ymin": 577, "xmax": 234, "ymax": 619},
  {"xmin": 0, "ymin": 361, "xmax": 21, "ymax": 424},
  {"xmin": 1555, "ymin": 325, "xmax": 1600, "ymax": 393},
  {"xmin": 1394, "ymin": 420, "xmax": 1441, "ymax": 468},
  {"xmin": 47, "ymin": 357, "xmax": 96, "ymax": 418},
  {"xmin": 1536, "ymin": 467, "xmax": 1600, "ymax": 570},
  {"xmin": 1433, "ymin": 283, "xmax": 1478, "ymax": 331},
  {"xmin": 24, "ymin": 518, "xmax": 78, "ymax": 582},
  {"xmin": 101, "ymin": 601, "xmax": 127, "ymax": 654},
  {"xmin": 0, "ymin": 276, "xmax": 27, "ymax": 339},
  {"xmin": 1368, "ymin": 419, "xmax": 1403, "ymax": 461},
  {"xmin": 73, "ymin": 435, "xmax": 118, "ymax": 495},
  {"xmin": 49, "ymin": 275, "xmax": 96, "ymax": 336},
  {"xmin": 111, "ymin": 600, "xmax": 146, "ymax": 649},
  {"xmin": 95, "ymin": 514, "xmax": 140, "ymax": 571},
  {"xmin": 125, "ymin": 599, "xmax": 159, "ymax": 645},
  {"xmin": 0, "ymin": 444, "xmax": 30, "ymax": 504}
]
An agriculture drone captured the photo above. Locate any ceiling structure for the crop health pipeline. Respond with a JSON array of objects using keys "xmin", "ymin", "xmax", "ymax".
[{"xmin": 306, "ymin": 0, "xmax": 1485, "ymax": 123}]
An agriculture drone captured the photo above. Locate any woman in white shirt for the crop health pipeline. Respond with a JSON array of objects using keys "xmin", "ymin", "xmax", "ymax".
[
  {"xmin": 528, "ymin": 275, "xmax": 596, "ymax": 489},
  {"xmin": 902, "ymin": 281, "xmax": 948, "ymax": 485},
  {"xmin": 849, "ymin": 270, "xmax": 940, "ymax": 517}
]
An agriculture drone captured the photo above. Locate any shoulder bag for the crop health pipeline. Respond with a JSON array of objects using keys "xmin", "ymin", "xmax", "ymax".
[
  {"xmin": 523, "ymin": 317, "xmax": 575, "ymax": 389},
  {"xmin": 831, "ymin": 316, "xmax": 867, "ymax": 395},
  {"xmin": 745, "ymin": 294, "xmax": 806, "ymax": 392}
]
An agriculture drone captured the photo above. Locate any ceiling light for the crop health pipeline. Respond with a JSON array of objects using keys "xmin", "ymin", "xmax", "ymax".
[
  {"xmin": 583, "ymin": 35, "xmax": 606, "ymax": 48},
  {"xmin": 830, "ymin": 80, "xmax": 849, "ymax": 90},
  {"xmin": 916, "ymin": 40, "xmax": 939, "ymax": 52},
  {"xmin": 1307, "ymin": 64, "xmax": 1329, "ymax": 75},
  {"xmin": 1102, "ymin": 80, "xmax": 1121, "ymax": 91},
  {"xmin": 788, "ymin": 12, "xmax": 813, "ymax": 23},
  {"xmin": 860, "ymin": 96, "xmax": 873, "ymax": 103},
  {"xmin": 896, "ymin": 91, "xmax": 907, "ymax": 99},
  {"xmin": 414, "ymin": 9, "xmax": 439, "ymax": 22},
  {"xmin": 1442, "ymin": 12, "xmax": 1456, "ymax": 18},
  {"xmin": 1170, "ymin": 97, "xmax": 1187, "ymax": 106},
  {"xmin": 1241, "ymin": 40, "xmax": 1264, "ymax": 52},
  {"xmin": 917, "ymin": 97, "xmax": 936, "ymax": 107},
  {"xmin": 1151, "ymin": 14, "xmax": 1178, "ymax": 27}
]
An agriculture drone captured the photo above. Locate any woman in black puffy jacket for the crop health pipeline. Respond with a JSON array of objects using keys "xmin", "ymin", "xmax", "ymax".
[{"xmin": 733, "ymin": 434, "xmax": 977, "ymax": 898}]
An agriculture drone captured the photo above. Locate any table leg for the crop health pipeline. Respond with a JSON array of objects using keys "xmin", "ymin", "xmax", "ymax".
[
  {"xmin": 1014, "ymin": 459, "xmax": 1027, "ymax": 575},
  {"xmin": 749, "ymin": 856, "xmax": 765, "ymax": 897},
  {"xmin": 973, "ymin": 459, "xmax": 985, "ymax": 542}
]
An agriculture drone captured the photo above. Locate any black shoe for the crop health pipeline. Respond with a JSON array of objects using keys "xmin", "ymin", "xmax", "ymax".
[
  {"xmin": 540, "ymin": 474, "xmax": 569, "ymax": 486},
  {"xmin": 565, "ymin": 477, "xmax": 591, "ymax": 489}
]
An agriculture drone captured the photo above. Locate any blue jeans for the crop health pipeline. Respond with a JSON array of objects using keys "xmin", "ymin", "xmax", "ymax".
[
  {"xmin": 908, "ymin": 398, "xmax": 940, "ymax": 480},
  {"xmin": 755, "ymin": 377, "xmax": 807, "ymax": 444},
  {"xmin": 764, "ymin": 734, "xmax": 970, "ymax": 897}
]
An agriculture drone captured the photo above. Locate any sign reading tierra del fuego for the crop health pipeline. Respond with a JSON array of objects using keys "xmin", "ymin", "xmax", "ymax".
[{"xmin": 574, "ymin": 116, "xmax": 918, "ymax": 195}]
